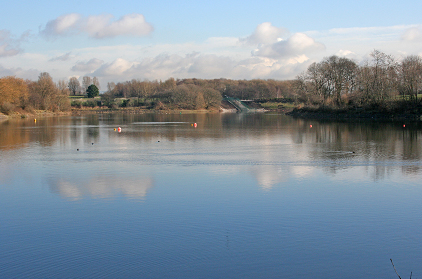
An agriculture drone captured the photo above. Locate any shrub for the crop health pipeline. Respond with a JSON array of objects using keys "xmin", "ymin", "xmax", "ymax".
[
  {"xmin": 71, "ymin": 100, "xmax": 82, "ymax": 108},
  {"xmin": 83, "ymin": 99, "xmax": 97, "ymax": 108},
  {"xmin": 0, "ymin": 102, "xmax": 16, "ymax": 115}
]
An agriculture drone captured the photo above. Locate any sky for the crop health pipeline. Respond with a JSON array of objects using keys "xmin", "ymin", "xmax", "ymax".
[{"xmin": 1, "ymin": 0, "xmax": 421, "ymax": 89}]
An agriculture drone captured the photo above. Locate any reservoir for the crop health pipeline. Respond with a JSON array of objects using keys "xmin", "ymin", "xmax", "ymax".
[{"xmin": 1, "ymin": 112, "xmax": 421, "ymax": 278}]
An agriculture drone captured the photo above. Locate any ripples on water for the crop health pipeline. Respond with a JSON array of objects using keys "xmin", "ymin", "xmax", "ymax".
[{"xmin": 1, "ymin": 113, "xmax": 422, "ymax": 278}]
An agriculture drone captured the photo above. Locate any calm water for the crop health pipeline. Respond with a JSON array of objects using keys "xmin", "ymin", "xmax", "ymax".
[{"xmin": 1, "ymin": 112, "xmax": 422, "ymax": 278}]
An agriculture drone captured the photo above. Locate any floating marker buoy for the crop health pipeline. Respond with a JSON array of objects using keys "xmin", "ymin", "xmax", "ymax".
[
  {"xmin": 118, "ymin": 127, "xmax": 121, "ymax": 132},
  {"xmin": 34, "ymin": 119, "xmax": 36, "ymax": 122},
  {"xmin": 310, "ymin": 125, "xmax": 312, "ymax": 128},
  {"xmin": 403, "ymin": 124, "xmax": 406, "ymax": 127},
  {"xmin": 194, "ymin": 123, "xmax": 197, "ymax": 128},
  {"xmin": 114, "ymin": 128, "xmax": 116, "ymax": 131}
]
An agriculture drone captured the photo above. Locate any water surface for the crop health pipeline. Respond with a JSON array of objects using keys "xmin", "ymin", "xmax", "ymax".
[{"xmin": 1, "ymin": 113, "xmax": 422, "ymax": 278}]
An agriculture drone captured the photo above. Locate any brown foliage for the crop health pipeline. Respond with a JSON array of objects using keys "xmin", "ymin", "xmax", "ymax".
[
  {"xmin": 28, "ymin": 72, "xmax": 71, "ymax": 111},
  {"xmin": 0, "ymin": 76, "xmax": 29, "ymax": 114}
]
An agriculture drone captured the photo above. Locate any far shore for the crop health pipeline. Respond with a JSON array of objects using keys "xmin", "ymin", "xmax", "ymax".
[
  {"xmin": 287, "ymin": 106, "xmax": 422, "ymax": 121},
  {"xmin": 0, "ymin": 107, "xmax": 228, "ymax": 119},
  {"xmin": 3, "ymin": 103, "xmax": 422, "ymax": 122}
]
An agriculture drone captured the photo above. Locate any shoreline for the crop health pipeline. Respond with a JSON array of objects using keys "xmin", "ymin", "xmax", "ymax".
[
  {"xmin": 287, "ymin": 107, "xmax": 422, "ymax": 122},
  {"xmin": 0, "ymin": 107, "xmax": 225, "ymax": 119}
]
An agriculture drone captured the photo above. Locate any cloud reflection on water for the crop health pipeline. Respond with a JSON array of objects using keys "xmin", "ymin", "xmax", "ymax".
[{"xmin": 49, "ymin": 176, "xmax": 154, "ymax": 200}]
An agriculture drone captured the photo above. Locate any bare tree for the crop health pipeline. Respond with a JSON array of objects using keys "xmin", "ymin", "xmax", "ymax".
[
  {"xmin": 296, "ymin": 56, "xmax": 357, "ymax": 106},
  {"xmin": 30, "ymin": 72, "xmax": 59, "ymax": 110},
  {"xmin": 357, "ymin": 50, "xmax": 398, "ymax": 103},
  {"xmin": 398, "ymin": 55, "xmax": 422, "ymax": 102},
  {"xmin": 93, "ymin": 77, "xmax": 100, "ymax": 91},
  {"xmin": 82, "ymin": 76, "xmax": 92, "ymax": 95},
  {"xmin": 57, "ymin": 80, "xmax": 70, "ymax": 95},
  {"xmin": 304, "ymin": 62, "xmax": 327, "ymax": 102},
  {"xmin": 322, "ymin": 55, "xmax": 357, "ymax": 105},
  {"xmin": 68, "ymin": 77, "xmax": 81, "ymax": 96},
  {"xmin": 107, "ymin": 82, "xmax": 116, "ymax": 92}
]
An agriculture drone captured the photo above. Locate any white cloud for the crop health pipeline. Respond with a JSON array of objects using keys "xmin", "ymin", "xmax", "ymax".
[
  {"xmin": 93, "ymin": 58, "xmax": 136, "ymax": 76},
  {"xmin": 401, "ymin": 26, "xmax": 422, "ymax": 42},
  {"xmin": 41, "ymin": 13, "xmax": 154, "ymax": 39},
  {"xmin": 335, "ymin": 49, "xmax": 359, "ymax": 60},
  {"xmin": 188, "ymin": 54, "xmax": 235, "ymax": 76},
  {"xmin": 86, "ymin": 14, "xmax": 153, "ymax": 38},
  {"xmin": 0, "ymin": 30, "xmax": 22, "ymax": 57},
  {"xmin": 241, "ymin": 22, "xmax": 287, "ymax": 45},
  {"xmin": 0, "ymin": 44, "xmax": 19, "ymax": 57},
  {"xmin": 90, "ymin": 51, "xmax": 308, "ymax": 84},
  {"xmin": 41, "ymin": 13, "xmax": 81, "ymax": 36},
  {"xmin": 0, "ymin": 64, "xmax": 39, "ymax": 80},
  {"xmin": 307, "ymin": 24, "xmax": 422, "ymax": 61},
  {"xmin": 49, "ymin": 52, "xmax": 73, "ymax": 62},
  {"xmin": 71, "ymin": 58, "xmax": 104, "ymax": 72},
  {"xmin": 252, "ymin": 32, "xmax": 325, "ymax": 59}
]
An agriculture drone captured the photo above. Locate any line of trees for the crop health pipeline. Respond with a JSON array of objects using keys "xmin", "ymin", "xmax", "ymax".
[
  {"xmin": 68, "ymin": 76, "xmax": 100, "ymax": 96},
  {"xmin": 105, "ymin": 78, "xmax": 295, "ymax": 100},
  {"xmin": 101, "ymin": 78, "xmax": 296, "ymax": 110},
  {"xmin": 295, "ymin": 50, "xmax": 422, "ymax": 107},
  {"xmin": 0, "ymin": 73, "xmax": 71, "ymax": 114},
  {"xmin": 0, "ymin": 74, "xmax": 104, "ymax": 114}
]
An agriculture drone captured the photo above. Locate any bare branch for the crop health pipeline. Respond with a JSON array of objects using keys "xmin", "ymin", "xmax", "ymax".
[{"xmin": 391, "ymin": 259, "xmax": 402, "ymax": 279}]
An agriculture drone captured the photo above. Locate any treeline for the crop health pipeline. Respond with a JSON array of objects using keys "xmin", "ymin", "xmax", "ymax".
[
  {"xmin": 0, "ymin": 73, "xmax": 71, "ymax": 115},
  {"xmin": 100, "ymin": 78, "xmax": 295, "ymax": 110},
  {"xmin": 2, "ymin": 49, "xmax": 421, "ymax": 115},
  {"xmin": 0, "ymin": 73, "xmax": 102, "ymax": 115},
  {"xmin": 68, "ymin": 76, "xmax": 100, "ymax": 96},
  {"xmin": 295, "ymin": 50, "xmax": 422, "ymax": 108}
]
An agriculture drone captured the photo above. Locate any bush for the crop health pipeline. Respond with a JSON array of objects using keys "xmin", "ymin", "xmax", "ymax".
[
  {"xmin": 101, "ymin": 94, "xmax": 114, "ymax": 108},
  {"xmin": 71, "ymin": 100, "xmax": 82, "ymax": 108},
  {"xmin": 119, "ymin": 99, "xmax": 130, "ymax": 107},
  {"xmin": 0, "ymin": 102, "xmax": 16, "ymax": 115},
  {"xmin": 83, "ymin": 99, "xmax": 97, "ymax": 108}
]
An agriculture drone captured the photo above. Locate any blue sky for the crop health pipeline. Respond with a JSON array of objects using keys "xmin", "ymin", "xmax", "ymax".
[{"xmin": 1, "ymin": 0, "xmax": 421, "ymax": 88}]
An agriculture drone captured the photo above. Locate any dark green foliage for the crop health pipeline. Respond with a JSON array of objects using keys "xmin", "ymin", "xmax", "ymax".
[
  {"xmin": 83, "ymin": 99, "xmax": 97, "ymax": 108},
  {"xmin": 87, "ymin": 84, "xmax": 99, "ymax": 98},
  {"xmin": 120, "ymin": 99, "xmax": 130, "ymax": 107},
  {"xmin": 71, "ymin": 100, "xmax": 82, "ymax": 108},
  {"xmin": 101, "ymin": 93, "xmax": 114, "ymax": 108}
]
